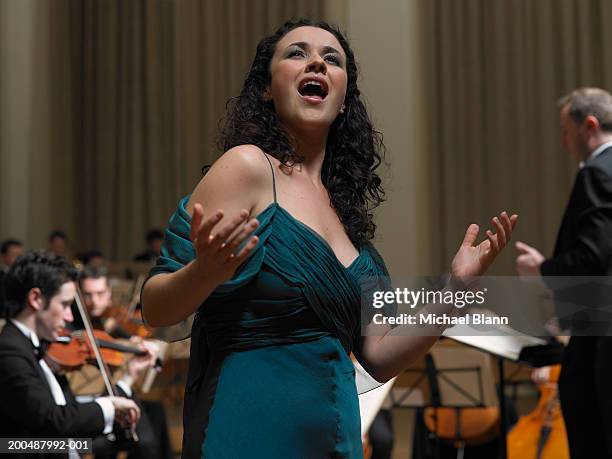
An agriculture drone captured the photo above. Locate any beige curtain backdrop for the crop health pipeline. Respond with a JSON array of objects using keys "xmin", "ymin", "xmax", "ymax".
[
  {"xmin": 419, "ymin": 0, "xmax": 612, "ymax": 274},
  {"xmin": 67, "ymin": 0, "xmax": 180, "ymax": 260},
  {"xmin": 72, "ymin": 0, "xmax": 345, "ymax": 259},
  {"xmin": 3, "ymin": 0, "xmax": 612, "ymax": 269},
  {"xmin": 345, "ymin": 0, "xmax": 434, "ymax": 277},
  {"xmin": 0, "ymin": 1, "xmax": 56, "ymax": 249},
  {"xmin": 0, "ymin": 0, "xmax": 345, "ymax": 258}
]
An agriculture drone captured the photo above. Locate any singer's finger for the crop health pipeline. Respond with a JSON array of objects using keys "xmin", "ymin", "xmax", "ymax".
[
  {"xmin": 461, "ymin": 224, "xmax": 480, "ymax": 247},
  {"xmin": 189, "ymin": 203, "xmax": 204, "ymax": 241}
]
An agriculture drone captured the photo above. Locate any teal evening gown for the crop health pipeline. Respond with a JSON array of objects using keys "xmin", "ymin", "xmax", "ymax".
[{"xmin": 149, "ymin": 156, "xmax": 390, "ymax": 459}]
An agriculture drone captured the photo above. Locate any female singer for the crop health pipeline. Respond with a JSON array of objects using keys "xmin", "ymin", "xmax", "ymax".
[{"xmin": 142, "ymin": 19, "xmax": 517, "ymax": 458}]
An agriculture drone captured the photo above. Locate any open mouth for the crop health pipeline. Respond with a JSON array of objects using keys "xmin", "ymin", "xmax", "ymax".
[{"xmin": 298, "ymin": 79, "xmax": 329, "ymax": 99}]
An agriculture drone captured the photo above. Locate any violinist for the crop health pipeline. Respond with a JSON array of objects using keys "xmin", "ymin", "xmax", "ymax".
[
  {"xmin": 133, "ymin": 229, "xmax": 163, "ymax": 263},
  {"xmin": 0, "ymin": 238, "xmax": 23, "ymax": 273},
  {"xmin": 0, "ymin": 250, "xmax": 140, "ymax": 458},
  {"xmin": 77, "ymin": 249, "xmax": 107, "ymax": 270},
  {"xmin": 78, "ymin": 265, "xmax": 172, "ymax": 459},
  {"xmin": 0, "ymin": 238, "xmax": 23, "ymax": 308},
  {"xmin": 48, "ymin": 230, "xmax": 71, "ymax": 259},
  {"xmin": 75, "ymin": 265, "xmax": 132, "ymax": 339}
]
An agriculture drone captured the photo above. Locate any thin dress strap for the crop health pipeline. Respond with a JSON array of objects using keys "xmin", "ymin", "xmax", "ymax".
[{"xmin": 261, "ymin": 152, "xmax": 278, "ymax": 203}]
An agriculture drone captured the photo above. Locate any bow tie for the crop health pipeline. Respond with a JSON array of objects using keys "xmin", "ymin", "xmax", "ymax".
[{"xmin": 33, "ymin": 340, "xmax": 49, "ymax": 360}]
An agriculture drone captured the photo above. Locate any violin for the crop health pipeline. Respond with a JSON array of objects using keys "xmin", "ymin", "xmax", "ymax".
[
  {"xmin": 46, "ymin": 328, "xmax": 148, "ymax": 372},
  {"xmin": 101, "ymin": 304, "xmax": 152, "ymax": 339},
  {"xmin": 102, "ymin": 275, "xmax": 152, "ymax": 339}
]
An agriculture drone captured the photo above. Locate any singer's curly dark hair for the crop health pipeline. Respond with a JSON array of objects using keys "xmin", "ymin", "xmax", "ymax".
[
  {"xmin": 1, "ymin": 250, "xmax": 77, "ymax": 318},
  {"xmin": 218, "ymin": 18, "xmax": 386, "ymax": 246}
]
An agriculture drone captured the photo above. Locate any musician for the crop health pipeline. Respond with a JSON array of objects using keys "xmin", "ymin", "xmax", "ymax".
[
  {"xmin": 75, "ymin": 266, "xmax": 131, "ymax": 338},
  {"xmin": 77, "ymin": 266, "xmax": 159, "ymax": 385},
  {"xmin": 48, "ymin": 230, "xmax": 70, "ymax": 258},
  {"xmin": 78, "ymin": 265, "xmax": 173, "ymax": 459},
  {"xmin": 0, "ymin": 238, "xmax": 23, "ymax": 273},
  {"xmin": 0, "ymin": 250, "xmax": 140, "ymax": 458},
  {"xmin": 0, "ymin": 238, "xmax": 23, "ymax": 309},
  {"xmin": 76, "ymin": 249, "xmax": 106, "ymax": 269},
  {"xmin": 133, "ymin": 229, "xmax": 163, "ymax": 263},
  {"xmin": 516, "ymin": 88, "xmax": 612, "ymax": 458}
]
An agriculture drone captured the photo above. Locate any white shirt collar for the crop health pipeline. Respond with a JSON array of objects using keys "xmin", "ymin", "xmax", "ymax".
[
  {"xmin": 589, "ymin": 140, "xmax": 612, "ymax": 161},
  {"xmin": 580, "ymin": 140, "xmax": 612, "ymax": 168},
  {"xmin": 10, "ymin": 319, "xmax": 69, "ymax": 409},
  {"xmin": 12, "ymin": 320, "xmax": 115, "ymax": 435},
  {"xmin": 10, "ymin": 319, "xmax": 40, "ymax": 348}
]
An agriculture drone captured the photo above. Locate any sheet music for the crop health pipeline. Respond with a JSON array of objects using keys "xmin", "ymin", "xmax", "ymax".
[
  {"xmin": 355, "ymin": 360, "xmax": 396, "ymax": 435},
  {"xmin": 443, "ymin": 320, "xmax": 546, "ymax": 361}
]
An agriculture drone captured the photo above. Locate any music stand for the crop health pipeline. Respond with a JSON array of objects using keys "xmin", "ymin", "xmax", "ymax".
[{"xmin": 391, "ymin": 346, "xmax": 499, "ymax": 459}]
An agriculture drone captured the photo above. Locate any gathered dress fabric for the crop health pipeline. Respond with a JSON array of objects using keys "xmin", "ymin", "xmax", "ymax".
[{"xmin": 149, "ymin": 158, "xmax": 390, "ymax": 459}]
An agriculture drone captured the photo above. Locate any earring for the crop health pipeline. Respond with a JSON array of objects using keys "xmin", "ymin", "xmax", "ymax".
[{"xmin": 340, "ymin": 104, "xmax": 345, "ymax": 114}]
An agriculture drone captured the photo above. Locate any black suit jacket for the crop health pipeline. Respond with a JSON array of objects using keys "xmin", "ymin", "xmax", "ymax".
[
  {"xmin": 0, "ymin": 321, "xmax": 105, "ymax": 458},
  {"xmin": 540, "ymin": 147, "xmax": 612, "ymax": 331}
]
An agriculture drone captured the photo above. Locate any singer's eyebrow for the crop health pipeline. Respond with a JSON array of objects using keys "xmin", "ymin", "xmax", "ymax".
[{"xmin": 286, "ymin": 42, "xmax": 342, "ymax": 57}]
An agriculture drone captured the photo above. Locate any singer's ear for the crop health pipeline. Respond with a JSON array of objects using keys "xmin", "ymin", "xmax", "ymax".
[{"xmin": 263, "ymin": 87, "xmax": 272, "ymax": 101}]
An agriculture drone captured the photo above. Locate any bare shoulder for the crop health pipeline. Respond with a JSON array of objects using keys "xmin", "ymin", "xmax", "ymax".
[
  {"xmin": 186, "ymin": 145, "xmax": 274, "ymax": 216},
  {"xmin": 210, "ymin": 144, "xmax": 272, "ymax": 175}
]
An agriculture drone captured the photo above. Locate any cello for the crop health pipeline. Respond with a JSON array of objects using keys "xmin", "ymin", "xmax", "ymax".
[{"xmin": 508, "ymin": 365, "xmax": 569, "ymax": 459}]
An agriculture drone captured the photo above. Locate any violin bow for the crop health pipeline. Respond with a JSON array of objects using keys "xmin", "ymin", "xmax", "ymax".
[
  {"xmin": 73, "ymin": 285, "xmax": 139, "ymax": 442},
  {"xmin": 125, "ymin": 273, "xmax": 165, "ymax": 393},
  {"xmin": 127, "ymin": 274, "xmax": 146, "ymax": 316}
]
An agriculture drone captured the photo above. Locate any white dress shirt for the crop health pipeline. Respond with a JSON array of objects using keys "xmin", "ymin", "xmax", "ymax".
[{"xmin": 10, "ymin": 320, "xmax": 115, "ymax": 434}]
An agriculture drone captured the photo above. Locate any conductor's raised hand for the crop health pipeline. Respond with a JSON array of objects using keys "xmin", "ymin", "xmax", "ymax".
[
  {"xmin": 515, "ymin": 241, "xmax": 545, "ymax": 277},
  {"xmin": 189, "ymin": 203, "xmax": 260, "ymax": 285},
  {"xmin": 451, "ymin": 211, "xmax": 519, "ymax": 284}
]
